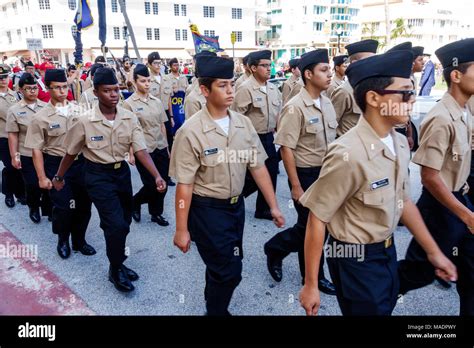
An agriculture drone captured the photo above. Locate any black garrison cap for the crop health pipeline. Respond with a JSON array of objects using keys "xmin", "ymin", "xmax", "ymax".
[
  {"xmin": 435, "ymin": 38, "xmax": 474, "ymax": 68},
  {"xmin": 196, "ymin": 56, "xmax": 234, "ymax": 79},
  {"xmin": 346, "ymin": 39, "xmax": 379, "ymax": 56},
  {"xmin": 298, "ymin": 49, "xmax": 329, "ymax": 72}
]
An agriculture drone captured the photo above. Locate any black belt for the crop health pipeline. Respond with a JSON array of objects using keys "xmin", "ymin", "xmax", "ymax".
[
  {"xmin": 296, "ymin": 166, "xmax": 322, "ymax": 174},
  {"xmin": 328, "ymin": 235, "xmax": 394, "ymax": 254},
  {"xmin": 192, "ymin": 194, "xmax": 242, "ymax": 207},
  {"xmin": 43, "ymin": 153, "xmax": 63, "ymax": 164},
  {"xmin": 85, "ymin": 159, "xmax": 126, "ymax": 170}
]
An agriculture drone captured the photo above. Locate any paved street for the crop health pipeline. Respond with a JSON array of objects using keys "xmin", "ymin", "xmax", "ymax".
[{"xmin": 0, "ymin": 159, "xmax": 459, "ymax": 316}]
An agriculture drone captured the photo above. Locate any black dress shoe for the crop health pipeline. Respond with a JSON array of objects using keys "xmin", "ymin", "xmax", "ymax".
[
  {"xmin": 5, "ymin": 195, "xmax": 15, "ymax": 208},
  {"xmin": 57, "ymin": 240, "xmax": 71, "ymax": 259},
  {"xmin": 254, "ymin": 210, "xmax": 273, "ymax": 221},
  {"xmin": 132, "ymin": 207, "xmax": 141, "ymax": 223},
  {"xmin": 167, "ymin": 179, "xmax": 176, "ymax": 187},
  {"xmin": 266, "ymin": 251, "xmax": 283, "ymax": 282},
  {"xmin": 17, "ymin": 196, "xmax": 27, "ymax": 205},
  {"xmin": 151, "ymin": 215, "xmax": 169, "ymax": 226},
  {"xmin": 47, "ymin": 215, "xmax": 53, "ymax": 222},
  {"xmin": 121, "ymin": 264, "xmax": 139, "ymax": 281},
  {"xmin": 318, "ymin": 278, "xmax": 337, "ymax": 296},
  {"xmin": 109, "ymin": 266, "xmax": 135, "ymax": 292},
  {"xmin": 29, "ymin": 208, "xmax": 41, "ymax": 224},
  {"xmin": 72, "ymin": 243, "xmax": 97, "ymax": 256}
]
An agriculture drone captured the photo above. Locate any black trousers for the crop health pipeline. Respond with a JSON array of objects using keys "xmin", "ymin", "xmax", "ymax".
[
  {"xmin": 188, "ymin": 194, "xmax": 245, "ymax": 316},
  {"xmin": 328, "ymin": 236, "xmax": 399, "ymax": 316},
  {"xmin": 134, "ymin": 148, "xmax": 169, "ymax": 216},
  {"xmin": 20, "ymin": 155, "xmax": 52, "ymax": 216},
  {"xmin": 164, "ymin": 110, "xmax": 174, "ymax": 151},
  {"xmin": 0, "ymin": 137, "xmax": 25, "ymax": 199},
  {"xmin": 399, "ymin": 189, "xmax": 474, "ymax": 316},
  {"xmin": 242, "ymin": 132, "xmax": 278, "ymax": 214},
  {"xmin": 264, "ymin": 166, "xmax": 328, "ymax": 281},
  {"xmin": 44, "ymin": 154, "xmax": 91, "ymax": 246},
  {"xmin": 85, "ymin": 160, "xmax": 132, "ymax": 267}
]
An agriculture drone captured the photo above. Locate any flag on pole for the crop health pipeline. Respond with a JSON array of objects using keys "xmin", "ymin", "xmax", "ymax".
[
  {"xmin": 98, "ymin": 0, "xmax": 107, "ymax": 48},
  {"xmin": 74, "ymin": 0, "xmax": 94, "ymax": 30},
  {"xmin": 190, "ymin": 24, "xmax": 223, "ymax": 53}
]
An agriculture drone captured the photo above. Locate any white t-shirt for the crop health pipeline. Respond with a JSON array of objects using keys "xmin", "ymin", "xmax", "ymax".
[
  {"xmin": 154, "ymin": 75, "xmax": 161, "ymax": 84},
  {"xmin": 463, "ymin": 109, "xmax": 468, "ymax": 123},
  {"xmin": 214, "ymin": 116, "xmax": 230, "ymax": 136},
  {"xmin": 380, "ymin": 134, "xmax": 396, "ymax": 156},
  {"xmin": 313, "ymin": 98, "xmax": 321, "ymax": 109},
  {"xmin": 106, "ymin": 119, "xmax": 114, "ymax": 126},
  {"xmin": 55, "ymin": 105, "xmax": 69, "ymax": 117},
  {"xmin": 26, "ymin": 103, "xmax": 36, "ymax": 111}
]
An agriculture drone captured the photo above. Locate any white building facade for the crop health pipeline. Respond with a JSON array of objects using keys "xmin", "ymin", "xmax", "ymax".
[{"xmin": 0, "ymin": 0, "xmax": 259, "ymax": 65}]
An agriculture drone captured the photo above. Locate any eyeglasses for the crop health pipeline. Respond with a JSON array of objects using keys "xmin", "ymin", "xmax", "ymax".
[
  {"xmin": 152, "ymin": 61, "xmax": 162, "ymax": 66},
  {"xmin": 375, "ymin": 89, "xmax": 416, "ymax": 102},
  {"xmin": 48, "ymin": 85, "xmax": 69, "ymax": 91},
  {"xmin": 23, "ymin": 86, "xmax": 38, "ymax": 92},
  {"xmin": 258, "ymin": 64, "xmax": 271, "ymax": 69}
]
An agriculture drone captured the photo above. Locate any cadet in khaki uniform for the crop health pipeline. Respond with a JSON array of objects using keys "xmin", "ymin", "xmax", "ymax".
[
  {"xmin": 79, "ymin": 64, "xmax": 101, "ymax": 110},
  {"xmin": 25, "ymin": 69, "xmax": 96, "ymax": 259},
  {"xmin": 171, "ymin": 55, "xmax": 285, "ymax": 316},
  {"xmin": 299, "ymin": 50, "xmax": 456, "ymax": 316},
  {"xmin": 468, "ymin": 96, "xmax": 474, "ymax": 204},
  {"xmin": 234, "ymin": 54, "xmax": 251, "ymax": 91},
  {"xmin": 399, "ymin": 39, "xmax": 474, "ymax": 316},
  {"xmin": 327, "ymin": 55, "xmax": 348, "ymax": 97},
  {"xmin": 263, "ymin": 50, "xmax": 336, "ymax": 295},
  {"xmin": 231, "ymin": 50, "xmax": 282, "ymax": 220},
  {"xmin": 54, "ymin": 67, "xmax": 167, "ymax": 293},
  {"xmin": 7, "ymin": 73, "xmax": 51, "ymax": 223},
  {"xmin": 185, "ymin": 51, "xmax": 217, "ymax": 98},
  {"xmin": 168, "ymin": 58, "xmax": 189, "ymax": 94},
  {"xmin": 184, "ymin": 84, "xmax": 206, "ymax": 120},
  {"xmin": 281, "ymin": 58, "xmax": 302, "ymax": 105},
  {"xmin": 331, "ymin": 39, "xmax": 379, "ymax": 137},
  {"xmin": 123, "ymin": 64, "xmax": 170, "ymax": 227},
  {"xmin": 0, "ymin": 64, "xmax": 25, "ymax": 208}
]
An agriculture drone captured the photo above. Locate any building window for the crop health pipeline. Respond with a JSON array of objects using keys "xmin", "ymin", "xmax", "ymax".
[
  {"xmin": 232, "ymin": 31, "xmax": 242, "ymax": 42},
  {"xmin": 12, "ymin": 3, "xmax": 18, "ymax": 14},
  {"xmin": 41, "ymin": 24, "xmax": 54, "ymax": 38},
  {"xmin": 68, "ymin": 0, "xmax": 76, "ymax": 10},
  {"xmin": 7, "ymin": 31, "xmax": 12, "ymax": 44},
  {"xmin": 146, "ymin": 28, "xmax": 152, "ymax": 40},
  {"xmin": 182, "ymin": 29, "xmax": 187, "ymax": 41},
  {"xmin": 154, "ymin": 28, "xmax": 160, "ymax": 40},
  {"xmin": 174, "ymin": 4, "xmax": 179, "ymax": 15},
  {"xmin": 111, "ymin": 0, "xmax": 117, "ymax": 12},
  {"xmin": 314, "ymin": 5, "xmax": 326, "ymax": 14},
  {"xmin": 174, "ymin": 3, "xmax": 186, "ymax": 16},
  {"xmin": 120, "ymin": 0, "xmax": 126, "ymax": 12},
  {"xmin": 113, "ymin": 26, "xmax": 120, "ymax": 39},
  {"xmin": 203, "ymin": 6, "xmax": 215, "ymax": 18},
  {"xmin": 38, "ymin": 0, "xmax": 50, "ymax": 10},
  {"xmin": 144, "ymin": 1, "xmax": 150, "ymax": 14},
  {"xmin": 17, "ymin": 29, "xmax": 22, "ymax": 40},
  {"xmin": 231, "ymin": 8, "xmax": 242, "ymax": 19},
  {"xmin": 152, "ymin": 2, "xmax": 158, "ymax": 14},
  {"xmin": 204, "ymin": 30, "xmax": 215, "ymax": 37},
  {"xmin": 181, "ymin": 4, "xmax": 186, "ymax": 16},
  {"xmin": 313, "ymin": 22, "xmax": 323, "ymax": 31},
  {"xmin": 175, "ymin": 28, "xmax": 181, "ymax": 40}
]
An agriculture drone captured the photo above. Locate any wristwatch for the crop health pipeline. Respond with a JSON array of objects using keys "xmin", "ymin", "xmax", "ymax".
[{"xmin": 54, "ymin": 175, "xmax": 64, "ymax": 182}]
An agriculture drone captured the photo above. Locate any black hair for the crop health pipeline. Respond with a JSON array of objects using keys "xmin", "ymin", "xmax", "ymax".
[
  {"xmin": 443, "ymin": 62, "xmax": 474, "ymax": 88},
  {"xmin": 301, "ymin": 63, "xmax": 317, "ymax": 85},
  {"xmin": 198, "ymin": 77, "xmax": 217, "ymax": 92},
  {"xmin": 353, "ymin": 76, "xmax": 394, "ymax": 113},
  {"xmin": 169, "ymin": 58, "xmax": 179, "ymax": 66}
]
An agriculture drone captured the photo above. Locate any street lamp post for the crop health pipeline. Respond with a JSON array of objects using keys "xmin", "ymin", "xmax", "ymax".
[{"xmin": 336, "ymin": 29, "xmax": 343, "ymax": 54}]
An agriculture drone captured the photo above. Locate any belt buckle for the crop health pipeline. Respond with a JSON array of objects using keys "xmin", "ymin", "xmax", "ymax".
[
  {"xmin": 114, "ymin": 162, "xmax": 121, "ymax": 170},
  {"xmin": 462, "ymin": 183, "xmax": 469, "ymax": 196},
  {"xmin": 384, "ymin": 236, "xmax": 393, "ymax": 248},
  {"xmin": 230, "ymin": 196, "xmax": 239, "ymax": 204}
]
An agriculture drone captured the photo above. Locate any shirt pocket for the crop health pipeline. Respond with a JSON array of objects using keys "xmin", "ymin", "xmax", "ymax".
[
  {"xmin": 452, "ymin": 142, "xmax": 469, "ymax": 161},
  {"xmin": 305, "ymin": 123, "xmax": 324, "ymax": 135},
  {"xmin": 252, "ymin": 97, "xmax": 265, "ymax": 109},
  {"xmin": 47, "ymin": 124, "xmax": 66, "ymax": 137},
  {"xmin": 362, "ymin": 187, "xmax": 395, "ymax": 206},
  {"xmin": 87, "ymin": 139, "xmax": 108, "ymax": 150},
  {"xmin": 200, "ymin": 154, "xmax": 219, "ymax": 167}
]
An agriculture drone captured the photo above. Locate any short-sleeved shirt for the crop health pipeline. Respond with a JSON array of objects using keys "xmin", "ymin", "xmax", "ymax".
[
  {"xmin": 150, "ymin": 73, "xmax": 173, "ymax": 111},
  {"xmin": 275, "ymin": 88, "xmax": 338, "ymax": 168},
  {"xmin": 331, "ymin": 80, "xmax": 362, "ymax": 137},
  {"xmin": 282, "ymin": 74, "xmax": 303, "ymax": 106},
  {"xmin": 327, "ymin": 75, "xmax": 344, "ymax": 98},
  {"xmin": 285, "ymin": 77, "xmax": 304, "ymax": 105},
  {"xmin": 300, "ymin": 116, "xmax": 411, "ymax": 244},
  {"xmin": 468, "ymin": 96, "xmax": 474, "ymax": 149},
  {"xmin": 185, "ymin": 77, "xmax": 199, "ymax": 98},
  {"xmin": 169, "ymin": 106, "xmax": 268, "ymax": 199},
  {"xmin": 231, "ymin": 75, "xmax": 282, "ymax": 134},
  {"xmin": 123, "ymin": 93, "xmax": 168, "ymax": 152},
  {"xmin": 234, "ymin": 72, "xmax": 251, "ymax": 91},
  {"xmin": 184, "ymin": 88, "xmax": 206, "ymax": 120},
  {"xmin": 6, "ymin": 100, "xmax": 47, "ymax": 156},
  {"xmin": 79, "ymin": 87, "xmax": 98, "ymax": 110},
  {"xmin": 168, "ymin": 73, "xmax": 189, "ymax": 93},
  {"xmin": 64, "ymin": 105, "xmax": 147, "ymax": 164},
  {"xmin": 0, "ymin": 89, "xmax": 20, "ymax": 138},
  {"xmin": 413, "ymin": 92, "xmax": 472, "ymax": 192},
  {"xmin": 24, "ymin": 102, "xmax": 83, "ymax": 157}
]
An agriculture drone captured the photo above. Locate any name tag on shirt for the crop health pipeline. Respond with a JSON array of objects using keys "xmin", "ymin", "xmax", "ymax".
[
  {"xmin": 204, "ymin": 148, "xmax": 218, "ymax": 156},
  {"xmin": 90, "ymin": 136, "xmax": 104, "ymax": 141},
  {"xmin": 49, "ymin": 123, "xmax": 61, "ymax": 129},
  {"xmin": 308, "ymin": 117, "xmax": 319, "ymax": 125},
  {"xmin": 254, "ymin": 97, "xmax": 263, "ymax": 103},
  {"xmin": 371, "ymin": 178, "xmax": 389, "ymax": 190},
  {"xmin": 136, "ymin": 107, "xmax": 144, "ymax": 112},
  {"xmin": 17, "ymin": 111, "xmax": 27, "ymax": 116}
]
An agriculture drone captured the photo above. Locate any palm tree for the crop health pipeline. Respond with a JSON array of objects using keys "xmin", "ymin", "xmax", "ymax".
[{"xmin": 390, "ymin": 18, "xmax": 412, "ymax": 41}]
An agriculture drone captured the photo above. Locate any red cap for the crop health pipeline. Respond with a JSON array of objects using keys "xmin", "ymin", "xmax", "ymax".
[
  {"xmin": 12, "ymin": 66, "xmax": 21, "ymax": 73},
  {"xmin": 39, "ymin": 62, "xmax": 54, "ymax": 71},
  {"xmin": 34, "ymin": 63, "xmax": 40, "ymax": 69}
]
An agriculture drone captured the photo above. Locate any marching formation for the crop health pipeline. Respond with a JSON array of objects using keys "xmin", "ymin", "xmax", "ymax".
[{"xmin": 0, "ymin": 37, "xmax": 473, "ymax": 317}]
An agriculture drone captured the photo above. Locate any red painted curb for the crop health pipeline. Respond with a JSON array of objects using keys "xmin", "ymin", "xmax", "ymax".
[{"xmin": 0, "ymin": 224, "xmax": 94, "ymax": 315}]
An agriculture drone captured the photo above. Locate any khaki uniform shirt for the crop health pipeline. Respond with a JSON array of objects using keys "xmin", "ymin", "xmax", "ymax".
[
  {"xmin": 79, "ymin": 87, "xmax": 99, "ymax": 110},
  {"xmin": 285, "ymin": 78, "xmax": 304, "ymax": 104},
  {"xmin": 123, "ymin": 93, "xmax": 168, "ymax": 152},
  {"xmin": 275, "ymin": 88, "xmax": 338, "ymax": 168},
  {"xmin": 0, "ymin": 89, "xmax": 20, "ymax": 138},
  {"xmin": 282, "ymin": 74, "xmax": 302, "ymax": 105},
  {"xmin": 331, "ymin": 80, "xmax": 362, "ymax": 137},
  {"xmin": 185, "ymin": 77, "xmax": 199, "ymax": 98},
  {"xmin": 300, "ymin": 116, "xmax": 411, "ymax": 244},
  {"xmin": 83, "ymin": 76, "xmax": 93, "ymax": 91},
  {"xmin": 6, "ymin": 100, "xmax": 47, "ymax": 156},
  {"xmin": 25, "ymin": 102, "xmax": 83, "ymax": 157},
  {"xmin": 231, "ymin": 75, "xmax": 282, "ymax": 134},
  {"xmin": 168, "ymin": 73, "xmax": 189, "ymax": 93},
  {"xmin": 234, "ymin": 71, "xmax": 251, "ymax": 91},
  {"xmin": 468, "ymin": 96, "xmax": 474, "ymax": 149},
  {"xmin": 150, "ymin": 73, "xmax": 173, "ymax": 111},
  {"xmin": 64, "ymin": 105, "xmax": 147, "ymax": 164},
  {"xmin": 184, "ymin": 89, "xmax": 206, "ymax": 120},
  {"xmin": 169, "ymin": 106, "xmax": 268, "ymax": 199},
  {"xmin": 327, "ymin": 75, "xmax": 344, "ymax": 98},
  {"xmin": 413, "ymin": 93, "xmax": 472, "ymax": 192}
]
